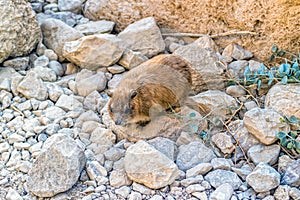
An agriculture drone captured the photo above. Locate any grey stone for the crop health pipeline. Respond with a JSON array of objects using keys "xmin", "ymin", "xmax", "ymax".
[
  {"xmin": 63, "ymin": 34, "xmax": 124, "ymax": 70},
  {"xmin": 211, "ymin": 158, "xmax": 231, "ymax": 170},
  {"xmin": 176, "ymin": 141, "xmax": 216, "ymax": 171},
  {"xmin": 32, "ymin": 66, "xmax": 57, "ymax": 82},
  {"xmin": 107, "ymin": 73, "xmax": 124, "ymax": 89},
  {"xmin": 55, "ymin": 94, "xmax": 83, "ymax": 111},
  {"xmin": 124, "ymin": 140, "xmax": 178, "ymax": 189},
  {"xmin": 248, "ymin": 144, "xmax": 280, "ymax": 165},
  {"xmin": 186, "ymin": 184, "xmax": 205, "ymax": 194},
  {"xmin": 46, "ymin": 83, "xmax": 64, "ymax": 102},
  {"xmin": 44, "ymin": 106, "xmax": 66, "ymax": 121},
  {"xmin": 186, "ymin": 163, "xmax": 213, "ymax": 178},
  {"xmin": 132, "ymin": 182, "xmax": 154, "ymax": 195},
  {"xmin": 210, "ymin": 183, "xmax": 234, "ymax": 200},
  {"xmin": 243, "ymin": 108, "xmax": 290, "ymax": 145},
  {"xmin": 27, "ymin": 133, "xmax": 86, "ymax": 197},
  {"xmin": 246, "ymin": 162, "xmax": 280, "ymax": 192},
  {"xmin": 228, "ymin": 120, "xmax": 260, "ymax": 159},
  {"xmin": 274, "ymin": 185, "xmax": 290, "ymax": 200},
  {"xmin": 104, "ymin": 147, "xmax": 125, "ymax": 161},
  {"xmin": 44, "ymin": 49, "xmax": 58, "ymax": 61},
  {"xmin": 5, "ymin": 188, "xmax": 22, "ymax": 200},
  {"xmin": 289, "ymin": 187, "xmax": 300, "ymax": 200},
  {"xmin": 49, "ymin": 61, "xmax": 64, "ymax": 76},
  {"xmin": 180, "ymin": 175, "xmax": 204, "ymax": 187},
  {"xmin": 75, "ymin": 20, "xmax": 115, "ymax": 35},
  {"xmin": 118, "ymin": 49, "xmax": 148, "ymax": 70},
  {"xmin": 75, "ymin": 70, "xmax": 107, "ymax": 96},
  {"xmin": 227, "ymin": 60, "xmax": 249, "ymax": 79},
  {"xmin": 58, "ymin": 0, "xmax": 83, "ymax": 13},
  {"xmin": 211, "ymin": 132, "xmax": 235, "ymax": 154},
  {"xmin": 174, "ymin": 44, "xmax": 225, "ymax": 93},
  {"xmin": 231, "ymin": 164, "xmax": 252, "ymax": 181},
  {"xmin": 191, "ymin": 90, "xmax": 238, "ymax": 119},
  {"xmin": 17, "ymin": 71, "xmax": 48, "ymax": 100},
  {"xmin": 118, "ymin": 17, "xmax": 165, "ymax": 57},
  {"xmin": 33, "ymin": 55, "xmax": 49, "ymax": 68},
  {"xmin": 222, "ymin": 44, "xmax": 253, "ymax": 62},
  {"xmin": 3, "ymin": 57, "xmax": 29, "ymax": 70},
  {"xmin": 226, "ymin": 85, "xmax": 246, "ymax": 97},
  {"xmin": 115, "ymin": 186, "xmax": 131, "ymax": 198},
  {"xmin": 282, "ymin": 159, "xmax": 300, "ymax": 186},
  {"xmin": 148, "ymin": 137, "xmax": 177, "ymax": 161},
  {"xmin": 41, "ymin": 18, "xmax": 83, "ymax": 61},
  {"xmin": 107, "ymin": 65, "xmax": 125, "ymax": 74},
  {"xmin": 278, "ymin": 155, "xmax": 294, "ymax": 174},
  {"xmin": 128, "ymin": 191, "xmax": 142, "ymax": 200},
  {"xmin": 86, "ymin": 160, "xmax": 107, "ymax": 180},
  {"xmin": 0, "ymin": 0, "xmax": 41, "ymax": 63},
  {"xmin": 205, "ymin": 169, "xmax": 242, "ymax": 190},
  {"xmin": 265, "ymin": 83, "xmax": 300, "ymax": 119},
  {"xmin": 109, "ymin": 169, "xmax": 132, "ymax": 188}
]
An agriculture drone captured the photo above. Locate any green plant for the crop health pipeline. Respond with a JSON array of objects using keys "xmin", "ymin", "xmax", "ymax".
[
  {"xmin": 276, "ymin": 115, "xmax": 300, "ymax": 155},
  {"xmin": 243, "ymin": 45, "xmax": 300, "ymax": 90}
]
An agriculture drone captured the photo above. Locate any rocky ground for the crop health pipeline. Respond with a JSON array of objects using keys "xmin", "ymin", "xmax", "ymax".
[{"xmin": 0, "ymin": 0, "xmax": 300, "ymax": 200}]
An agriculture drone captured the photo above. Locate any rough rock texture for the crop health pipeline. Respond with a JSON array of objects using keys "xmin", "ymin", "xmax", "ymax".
[
  {"xmin": 117, "ymin": 17, "xmax": 165, "ymax": 58},
  {"xmin": 124, "ymin": 140, "xmax": 178, "ymax": 189},
  {"xmin": 74, "ymin": 20, "xmax": 115, "ymax": 35},
  {"xmin": 265, "ymin": 84, "xmax": 300, "ymax": 119},
  {"xmin": 205, "ymin": 169, "xmax": 242, "ymax": 190},
  {"xmin": 173, "ymin": 43, "xmax": 225, "ymax": 93},
  {"xmin": 41, "ymin": 18, "xmax": 83, "ymax": 61},
  {"xmin": 243, "ymin": 108, "xmax": 290, "ymax": 145},
  {"xmin": 83, "ymin": 0, "xmax": 300, "ymax": 61},
  {"xmin": 27, "ymin": 134, "xmax": 86, "ymax": 197},
  {"xmin": 17, "ymin": 71, "xmax": 48, "ymax": 100},
  {"xmin": 247, "ymin": 144, "xmax": 280, "ymax": 165},
  {"xmin": 0, "ymin": 0, "xmax": 41, "ymax": 63},
  {"xmin": 63, "ymin": 34, "xmax": 124, "ymax": 70},
  {"xmin": 176, "ymin": 141, "xmax": 216, "ymax": 171},
  {"xmin": 192, "ymin": 90, "xmax": 238, "ymax": 118},
  {"xmin": 246, "ymin": 163, "xmax": 281, "ymax": 193},
  {"xmin": 282, "ymin": 159, "xmax": 300, "ymax": 187}
]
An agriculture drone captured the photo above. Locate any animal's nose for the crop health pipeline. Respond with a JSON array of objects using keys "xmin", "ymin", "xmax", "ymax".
[{"xmin": 114, "ymin": 115, "xmax": 123, "ymax": 125}]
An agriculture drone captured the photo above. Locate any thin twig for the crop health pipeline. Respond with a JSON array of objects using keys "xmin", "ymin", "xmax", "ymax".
[
  {"xmin": 224, "ymin": 102, "xmax": 244, "ymax": 126},
  {"xmin": 162, "ymin": 30, "xmax": 258, "ymax": 38},
  {"xmin": 222, "ymin": 120, "xmax": 253, "ymax": 169},
  {"xmin": 10, "ymin": 104, "xmax": 24, "ymax": 121}
]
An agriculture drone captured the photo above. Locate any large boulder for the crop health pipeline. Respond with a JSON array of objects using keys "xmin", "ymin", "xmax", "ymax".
[
  {"xmin": 83, "ymin": 0, "xmax": 300, "ymax": 61},
  {"xmin": 0, "ymin": 0, "xmax": 41, "ymax": 63}
]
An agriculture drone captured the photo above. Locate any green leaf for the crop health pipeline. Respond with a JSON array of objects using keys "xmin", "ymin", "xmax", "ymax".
[
  {"xmin": 244, "ymin": 66, "xmax": 251, "ymax": 81},
  {"xmin": 257, "ymin": 79, "xmax": 262, "ymax": 90},
  {"xmin": 267, "ymin": 71, "xmax": 274, "ymax": 86},
  {"xmin": 271, "ymin": 44, "xmax": 278, "ymax": 53},
  {"xmin": 280, "ymin": 137, "xmax": 288, "ymax": 147},
  {"xmin": 278, "ymin": 50, "xmax": 286, "ymax": 57},
  {"xmin": 295, "ymin": 71, "xmax": 300, "ymax": 79},
  {"xmin": 287, "ymin": 142, "xmax": 294, "ymax": 149},
  {"xmin": 276, "ymin": 131, "xmax": 287, "ymax": 139},
  {"xmin": 281, "ymin": 75, "xmax": 288, "ymax": 84},
  {"xmin": 295, "ymin": 141, "xmax": 300, "ymax": 152},
  {"xmin": 269, "ymin": 54, "xmax": 276, "ymax": 62},
  {"xmin": 278, "ymin": 64, "xmax": 285, "ymax": 73},
  {"xmin": 287, "ymin": 115, "xmax": 299, "ymax": 125},
  {"xmin": 292, "ymin": 62, "xmax": 299, "ymax": 71},
  {"xmin": 189, "ymin": 112, "xmax": 196, "ymax": 118},
  {"xmin": 257, "ymin": 64, "xmax": 266, "ymax": 75},
  {"xmin": 289, "ymin": 131, "xmax": 297, "ymax": 139},
  {"xmin": 199, "ymin": 131, "xmax": 208, "ymax": 140}
]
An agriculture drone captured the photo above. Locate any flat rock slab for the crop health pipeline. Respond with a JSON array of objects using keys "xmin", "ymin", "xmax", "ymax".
[
  {"xmin": 124, "ymin": 140, "xmax": 178, "ymax": 189},
  {"xmin": 27, "ymin": 134, "xmax": 86, "ymax": 197},
  {"xmin": 243, "ymin": 107, "xmax": 290, "ymax": 145},
  {"xmin": 265, "ymin": 83, "xmax": 300, "ymax": 119}
]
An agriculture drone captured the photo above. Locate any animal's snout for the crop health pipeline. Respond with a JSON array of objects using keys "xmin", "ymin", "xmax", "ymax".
[{"xmin": 114, "ymin": 114, "xmax": 123, "ymax": 126}]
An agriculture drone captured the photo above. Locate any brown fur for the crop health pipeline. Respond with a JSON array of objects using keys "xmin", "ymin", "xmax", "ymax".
[{"xmin": 108, "ymin": 54, "xmax": 196, "ymax": 126}]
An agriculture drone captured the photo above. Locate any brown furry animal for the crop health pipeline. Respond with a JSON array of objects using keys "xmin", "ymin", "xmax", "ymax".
[{"xmin": 108, "ymin": 54, "xmax": 200, "ymax": 126}]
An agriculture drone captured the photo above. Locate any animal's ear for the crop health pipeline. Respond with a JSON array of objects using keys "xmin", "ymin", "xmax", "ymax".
[
  {"xmin": 130, "ymin": 89, "xmax": 138, "ymax": 99},
  {"xmin": 107, "ymin": 90, "xmax": 114, "ymax": 97}
]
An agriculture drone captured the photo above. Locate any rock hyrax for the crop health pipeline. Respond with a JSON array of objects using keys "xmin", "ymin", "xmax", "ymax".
[{"xmin": 108, "ymin": 54, "xmax": 194, "ymax": 126}]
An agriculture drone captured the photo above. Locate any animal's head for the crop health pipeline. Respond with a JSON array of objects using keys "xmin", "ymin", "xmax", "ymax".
[{"xmin": 108, "ymin": 89, "xmax": 138, "ymax": 126}]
